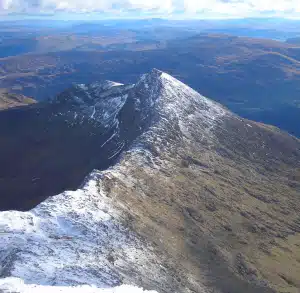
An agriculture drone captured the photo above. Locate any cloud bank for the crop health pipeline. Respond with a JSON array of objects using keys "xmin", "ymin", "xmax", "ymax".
[{"xmin": 0, "ymin": 0, "xmax": 300, "ymax": 17}]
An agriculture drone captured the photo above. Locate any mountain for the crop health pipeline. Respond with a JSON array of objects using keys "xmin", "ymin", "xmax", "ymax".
[
  {"xmin": 0, "ymin": 70, "xmax": 300, "ymax": 293},
  {"xmin": 0, "ymin": 90, "xmax": 36, "ymax": 110},
  {"xmin": 1, "ymin": 34, "xmax": 300, "ymax": 137},
  {"xmin": 286, "ymin": 37, "xmax": 300, "ymax": 45}
]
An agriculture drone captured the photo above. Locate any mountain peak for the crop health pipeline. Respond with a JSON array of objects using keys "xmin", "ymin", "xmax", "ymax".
[
  {"xmin": 51, "ymin": 69, "xmax": 228, "ymax": 136},
  {"xmin": 132, "ymin": 69, "xmax": 228, "ymax": 142},
  {"xmin": 150, "ymin": 68, "xmax": 164, "ymax": 75}
]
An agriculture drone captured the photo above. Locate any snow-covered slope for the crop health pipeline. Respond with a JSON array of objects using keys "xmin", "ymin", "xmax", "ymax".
[
  {"xmin": 0, "ymin": 173, "xmax": 162, "ymax": 287},
  {"xmin": 0, "ymin": 277, "xmax": 158, "ymax": 293}
]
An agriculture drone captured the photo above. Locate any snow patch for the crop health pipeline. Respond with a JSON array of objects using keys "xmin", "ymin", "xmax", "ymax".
[
  {"xmin": 90, "ymin": 81, "xmax": 124, "ymax": 91},
  {"xmin": 77, "ymin": 84, "xmax": 89, "ymax": 91},
  {"xmin": 0, "ymin": 278, "xmax": 158, "ymax": 293},
  {"xmin": 91, "ymin": 106, "xmax": 96, "ymax": 119},
  {"xmin": 101, "ymin": 132, "xmax": 117, "ymax": 148}
]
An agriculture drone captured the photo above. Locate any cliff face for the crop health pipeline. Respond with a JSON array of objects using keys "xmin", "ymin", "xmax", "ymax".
[{"xmin": 0, "ymin": 70, "xmax": 300, "ymax": 293}]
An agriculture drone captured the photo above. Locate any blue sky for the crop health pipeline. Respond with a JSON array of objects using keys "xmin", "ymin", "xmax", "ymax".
[{"xmin": 0, "ymin": 0, "xmax": 300, "ymax": 19}]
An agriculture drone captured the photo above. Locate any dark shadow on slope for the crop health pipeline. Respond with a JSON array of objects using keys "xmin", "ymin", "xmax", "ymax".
[
  {"xmin": 0, "ymin": 72, "xmax": 160, "ymax": 212},
  {"xmin": 0, "ymin": 103, "xmax": 120, "ymax": 211}
]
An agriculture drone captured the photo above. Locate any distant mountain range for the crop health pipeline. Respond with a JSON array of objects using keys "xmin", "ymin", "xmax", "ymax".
[
  {"xmin": 0, "ymin": 34, "xmax": 300, "ymax": 137},
  {"xmin": 0, "ymin": 70, "xmax": 299, "ymax": 293},
  {"xmin": 286, "ymin": 37, "xmax": 300, "ymax": 44}
]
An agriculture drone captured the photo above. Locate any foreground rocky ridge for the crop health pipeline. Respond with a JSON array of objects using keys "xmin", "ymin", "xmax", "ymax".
[{"xmin": 1, "ymin": 70, "xmax": 300, "ymax": 293}]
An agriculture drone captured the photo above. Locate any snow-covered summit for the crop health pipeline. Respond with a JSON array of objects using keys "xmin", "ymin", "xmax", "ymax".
[
  {"xmin": 48, "ymin": 69, "xmax": 228, "ymax": 166},
  {"xmin": 53, "ymin": 68, "xmax": 227, "ymax": 130}
]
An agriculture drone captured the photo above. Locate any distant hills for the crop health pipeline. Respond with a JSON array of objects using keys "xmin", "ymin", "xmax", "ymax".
[
  {"xmin": 0, "ymin": 34, "xmax": 300, "ymax": 137},
  {"xmin": 286, "ymin": 37, "xmax": 300, "ymax": 44}
]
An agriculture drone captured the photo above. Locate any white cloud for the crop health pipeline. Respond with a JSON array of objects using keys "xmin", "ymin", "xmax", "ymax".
[
  {"xmin": 182, "ymin": 0, "xmax": 300, "ymax": 15},
  {"xmin": 0, "ymin": 0, "xmax": 300, "ymax": 17}
]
